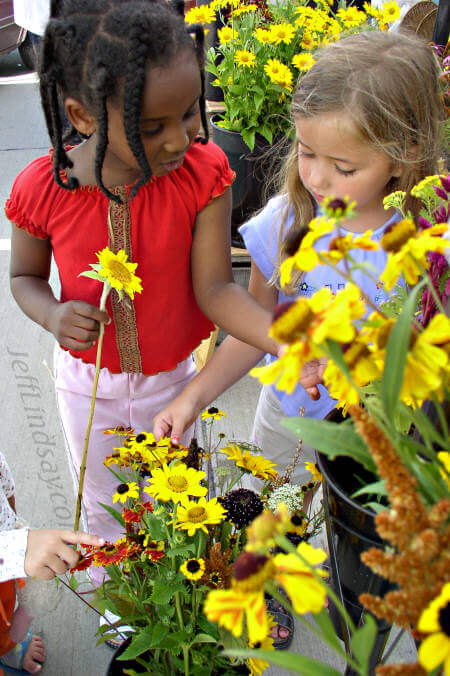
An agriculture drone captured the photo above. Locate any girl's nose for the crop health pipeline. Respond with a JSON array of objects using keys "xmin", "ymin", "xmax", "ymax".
[
  {"xmin": 309, "ymin": 162, "xmax": 329, "ymax": 193},
  {"xmin": 164, "ymin": 123, "xmax": 190, "ymax": 154}
]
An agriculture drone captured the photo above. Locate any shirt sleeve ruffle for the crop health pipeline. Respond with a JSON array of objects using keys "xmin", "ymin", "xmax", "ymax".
[
  {"xmin": 0, "ymin": 528, "xmax": 28, "ymax": 582},
  {"xmin": 187, "ymin": 140, "xmax": 235, "ymax": 212},
  {"xmin": 4, "ymin": 155, "xmax": 54, "ymax": 240}
]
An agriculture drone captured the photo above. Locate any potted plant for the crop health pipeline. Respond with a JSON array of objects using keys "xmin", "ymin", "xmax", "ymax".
[
  {"xmin": 238, "ymin": 174, "xmax": 449, "ymax": 673},
  {"xmin": 185, "ymin": 0, "xmax": 401, "ymax": 239}
]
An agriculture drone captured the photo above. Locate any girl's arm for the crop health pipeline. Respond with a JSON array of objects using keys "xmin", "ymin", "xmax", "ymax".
[
  {"xmin": 153, "ymin": 260, "xmax": 278, "ymax": 441},
  {"xmin": 191, "ymin": 188, "xmax": 279, "ymax": 356},
  {"xmin": 10, "ymin": 226, "xmax": 109, "ymax": 350}
]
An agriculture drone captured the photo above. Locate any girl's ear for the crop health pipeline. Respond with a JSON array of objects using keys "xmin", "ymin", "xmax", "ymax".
[{"xmin": 64, "ymin": 98, "xmax": 97, "ymax": 136}]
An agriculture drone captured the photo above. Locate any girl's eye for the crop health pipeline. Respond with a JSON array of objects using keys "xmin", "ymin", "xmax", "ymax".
[
  {"xmin": 185, "ymin": 106, "xmax": 200, "ymax": 119},
  {"xmin": 299, "ymin": 150, "xmax": 314, "ymax": 158},
  {"xmin": 336, "ymin": 165, "xmax": 356, "ymax": 176},
  {"xmin": 142, "ymin": 126, "xmax": 162, "ymax": 136}
]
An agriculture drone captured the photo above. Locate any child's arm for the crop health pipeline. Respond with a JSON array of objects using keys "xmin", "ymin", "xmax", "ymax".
[
  {"xmin": 154, "ymin": 259, "xmax": 278, "ymax": 440},
  {"xmin": 191, "ymin": 189, "xmax": 280, "ymax": 356},
  {"xmin": 10, "ymin": 226, "xmax": 109, "ymax": 350},
  {"xmin": 0, "ymin": 528, "xmax": 104, "ymax": 582}
]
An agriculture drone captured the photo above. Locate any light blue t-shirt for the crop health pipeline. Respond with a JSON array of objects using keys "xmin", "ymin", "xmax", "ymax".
[{"xmin": 239, "ymin": 195, "xmax": 400, "ymax": 419}]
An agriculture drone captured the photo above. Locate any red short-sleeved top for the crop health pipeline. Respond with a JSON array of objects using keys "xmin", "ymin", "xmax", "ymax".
[{"xmin": 5, "ymin": 139, "xmax": 235, "ymax": 375}]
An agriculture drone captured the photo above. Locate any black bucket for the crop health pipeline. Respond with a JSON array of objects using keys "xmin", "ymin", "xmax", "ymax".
[
  {"xmin": 317, "ymin": 453, "xmax": 394, "ymax": 674},
  {"xmin": 210, "ymin": 115, "xmax": 289, "ymax": 246}
]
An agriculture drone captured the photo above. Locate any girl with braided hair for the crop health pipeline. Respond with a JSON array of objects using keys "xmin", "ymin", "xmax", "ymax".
[{"xmin": 6, "ymin": 0, "xmax": 279, "ymax": 589}]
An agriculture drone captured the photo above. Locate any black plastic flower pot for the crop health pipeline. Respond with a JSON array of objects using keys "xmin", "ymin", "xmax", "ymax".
[
  {"xmin": 211, "ymin": 115, "xmax": 289, "ymax": 246},
  {"xmin": 316, "ymin": 452, "xmax": 394, "ymax": 675}
]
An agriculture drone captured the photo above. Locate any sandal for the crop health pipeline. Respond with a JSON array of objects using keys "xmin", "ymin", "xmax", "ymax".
[
  {"xmin": 0, "ymin": 630, "xmax": 45, "ymax": 674},
  {"xmin": 265, "ymin": 594, "xmax": 294, "ymax": 650},
  {"xmin": 99, "ymin": 610, "xmax": 133, "ymax": 650}
]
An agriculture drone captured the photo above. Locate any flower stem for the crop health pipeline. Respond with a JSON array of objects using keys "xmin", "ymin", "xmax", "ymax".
[{"xmin": 74, "ymin": 281, "xmax": 111, "ymax": 531}]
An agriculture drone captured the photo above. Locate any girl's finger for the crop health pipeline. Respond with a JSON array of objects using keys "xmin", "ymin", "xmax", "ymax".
[
  {"xmin": 59, "ymin": 336, "xmax": 95, "ymax": 351},
  {"xmin": 59, "ymin": 530, "xmax": 104, "ymax": 547}
]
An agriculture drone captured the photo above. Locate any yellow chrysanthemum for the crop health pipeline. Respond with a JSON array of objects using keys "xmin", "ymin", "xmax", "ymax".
[
  {"xmin": 217, "ymin": 25, "xmax": 237, "ymax": 44},
  {"xmin": 174, "ymin": 496, "xmax": 227, "ymax": 536},
  {"xmin": 144, "ymin": 462, "xmax": 207, "ymax": 504},
  {"xmin": 380, "ymin": 220, "xmax": 449, "ymax": 290},
  {"xmin": 232, "ymin": 3, "xmax": 258, "ymax": 15},
  {"xmin": 363, "ymin": 1, "xmax": 382, "ymax": 18},
  {"xmin": 112, "ymin": 481, "xmax": 140, "ymax": 504},
  {"xmin": 184, "ymin": 4, "xmax": 216, "ymax": 24},
  {"xmin": 180, "ymin": 557, "xmax": 205, "ymax": 580},
  {"xmin": 264, "ymin": 58, "xmax": 294, "ymax": 90},
  {"xmin": 418, "ymin": 583, "xmax": 450, "ymax": 675},
  {"xmin": 292, "ymin": 52, "xmax": 315, "ymax": 72},
  {"xmin": 299, "ymin": 32, "xmax": 317, "ymax": 51},
  {"xmin": 255, "ymin": 27, "xmax": 272, "ymax": 44},
  {"xmin": 96, "ymin": 248, "xmax": 143, "ymax": 299},
  {"xmin": 437, "ymin": 451, "xmax": 450, "ymax": 489},
  {"xmin": 234, "ymin": 49, "xmax": 256, "ymax": 68},
  {"xmin": 220, "ymin": 444, "xmax": 278, "ymax": 481},
  {"xmin": 269, "ymin": 22, "xmax": 296, "ymax": 45},
  {"xmin": 336, "ymin": 6, "xmax": 367, "ymax": 26}
]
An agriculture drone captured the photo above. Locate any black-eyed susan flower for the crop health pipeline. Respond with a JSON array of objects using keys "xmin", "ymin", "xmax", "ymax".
[
  {"xmin": 180, "ymin": 557, "xmax": 206, "ymax": 580},
  {"xmin": 103, "ymin": 426, "xmax": 135, "ymax": 436},
  {"xmin": 112, "ymin": 481, "xmax": 140, "ymax": 504},
  {"xmin": 144, "ymin": 462, "xmax": 207, "ymax": 504},
  {"xmin": 418, "ymin": 583, "xmax": 450, "ymax": 675},
  {"xmin": 322, "ymin": 196, "xmax": 357, "ymax": 219},
  {"xmin": 175, "ymin": 497, "xmax": 227, "ymax": 536},
  {"xmin": 201, "ymin": 407, "xmax": 226, "ymax": 421},
  {"xmin": 234, "ymin": 49, "xmax": 256, "ymax": 68},
  {"xmin": 220, "ymin": 444, "xmax": 278, "ymax": 481}
]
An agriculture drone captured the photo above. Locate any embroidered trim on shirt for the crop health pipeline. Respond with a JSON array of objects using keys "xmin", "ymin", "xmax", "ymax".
[{"xmin": 108, "ymin": 189, "xmax": 143, "ymax": 374}]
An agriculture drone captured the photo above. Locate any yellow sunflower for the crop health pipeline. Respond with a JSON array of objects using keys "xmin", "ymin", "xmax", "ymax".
[
  {"xmin": 96, "ymin": 247, "xmax": 143, "ymax": 300},
  {"xmin": 418, "ymin": 583, "xmax": 450, "ymax": 675},
  {"xmin": 234, "ymin": 49, "xmax": 256, "ymax": 68},
  {"xmin": 112, "ymin": 481, "xmax": 140, "ymax": 504},
  {"xmin": 144, "ymin": 462, "xmax": 207, "ymax": 504},
  {"xmin": 180, "ymin": 557, "xmax": 206, "ymax": 580},
  {"xmin": 175, "ymin": 497, "xmax": 227, "ymax": 536},
  {"xmin": 221, "ymin": 444, "xmax": 278, "ymax": 481},
  {"xmin": 201, "ymin": 406, "xmax": 226, "ymax": 421}
]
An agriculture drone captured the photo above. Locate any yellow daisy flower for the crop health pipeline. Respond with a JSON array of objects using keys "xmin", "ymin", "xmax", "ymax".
[
  {"xmin": 217, "ymin": 25, "xmax": 237, "ymax": 44},
  {"xmin": 269, "ymin": 23, "xmax": 296, "ymax": 45},
  {"xmin": 144, "ymin": 462, "xmax": 207, "ymax": 504},
  {"xmin": 379, "ymin": 0, "xmax": 401, "ymax": 23},
  {"xmin": 336, "ymin": 6, "xmax": 367, "ymax": 26},
  {"xmin": 184, "ymin": 5, "xmax": 216, "ymax": 24},
  {"xmin": 220, "ymin": 444, "xmax": 278, "ymax": 481},
  {"xmin": 300, "ymin": 32, "xmax": 317, "ymax": 51},
  {"xmin": 175, "ymin": 497, "xmax": 227, "ymax": 535},
  {"xmin": 201, "ymin": 406, "xmax": 226, "ymax": 421},
  {"xmin": 255, "ymin": 27, "xmax": 272, "ymax": 44},
  {"xmin": 234, "ymin": 49, "xmax": 256, "ymax": 68},
  {"xmin": 180, "ymin": 557, "xmax": 206, "ymax": 580},
  {"xmin": 380, "ymin": 220, "xmax": 449, "ymax": 290},
  {"xmin": 418, "ymin": 583, "xmax": 450, "ymax": 675},
  {"xmin": 112, "ymin": 481, "xmax": 140, "ymax": 504},
  {"xmin": 96, "ymin": 248, "xmax": 143, "ymax": 300},
  {"xmin": 304, "ymin": 461, "xmax": 322, "ymax": 483},
  {"xmin": 363, "ymin": 1, "xmax": 381, "ymax": 18},
  {"xmin": 232, "ymin": 3, "xmax": 258, "ymax": 16}
]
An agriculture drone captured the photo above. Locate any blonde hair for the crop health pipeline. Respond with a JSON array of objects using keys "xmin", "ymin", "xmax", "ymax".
[{"xmin": 274, "ymin": 29, "xmax": 444, "ymax": 292}]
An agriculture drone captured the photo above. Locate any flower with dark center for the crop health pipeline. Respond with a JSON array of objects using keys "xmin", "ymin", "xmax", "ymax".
[
  {"xmin": 270, "ymin": 299, "xmax": 314, "ymax": 344},
  {"xmin": 112, "ymin": 481, "xmax": 139, "ymax": 504},
  {"xmin": 180, "ymin": 557, "xmax": 205, "ymax": 581},
  {"xmin": 219, "ymin": 488, "xmax": 264, "ymax": 529},
  {"xmin": 381, "ymin": 219, "xmax": 416, "ymax": 253},
  {"xmin": 418, "ymin": 583, "xmax": 450, "ymax": 672},
  {"xmin": 201, "ymin": 407, "xmax": 226, "ymax": 421},
  {"xmin": 322, "ymin": 196, "xmax": 355, "ymax": 218}
]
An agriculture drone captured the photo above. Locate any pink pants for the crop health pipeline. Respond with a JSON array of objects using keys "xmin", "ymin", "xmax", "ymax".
[{"xmin": 54, "ymin": 346, "xmax": 197, "ymax": 585}]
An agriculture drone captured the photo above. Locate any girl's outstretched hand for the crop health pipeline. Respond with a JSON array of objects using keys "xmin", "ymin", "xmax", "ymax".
[
  {"xmin": 47, "ymin": 300, "xmax": 111, "ymax": 351},
  {"xmin": 153, "ymin": 393, "xmax": 200, "ymax": 445},
  {"xmin": 24, "ymin": 529, "xmax": 104, "ymax": 580},
  {"xmin": 299, "ymin": 357, "xmax": 328, "ymax": 400}
]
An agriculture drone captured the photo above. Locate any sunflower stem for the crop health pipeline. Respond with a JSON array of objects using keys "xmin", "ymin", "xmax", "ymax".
[{"xmin": 74, "ymin": 281, "xmax": 111, "ymax": 531}]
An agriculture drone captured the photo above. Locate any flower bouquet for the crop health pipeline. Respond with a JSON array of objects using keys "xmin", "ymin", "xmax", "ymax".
[
  {"xmin": 185, "ymin": 0, "xmax": 401, "ymax": 150},
  {"xmin": 67, "ymin": 414, "xmax": 324, "ymax": 676}
]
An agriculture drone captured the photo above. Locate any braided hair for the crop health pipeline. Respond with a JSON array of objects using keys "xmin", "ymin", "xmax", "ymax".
[{"xmin": 40, "ymin": 0, "xmax": 208, "ymax": 203}]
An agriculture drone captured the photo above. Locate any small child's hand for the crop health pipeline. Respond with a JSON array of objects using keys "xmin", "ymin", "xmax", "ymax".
[
  {"xmin": 153, "ymin": 394, "xmax": 200, "ymax": 445},
  {"xmin": 47, "ymin": 301, "xmax": 111, "ymax": 351},
  {"xmin": 299, "ymin": 357, "xmax": 328, "ymax": 400},
  {"xmin": 24, "ymin": 529, "xmax": 104, "ymax": 580}
]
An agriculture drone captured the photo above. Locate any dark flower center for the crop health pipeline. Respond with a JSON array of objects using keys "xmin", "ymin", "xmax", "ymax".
[
  {"xmin": 187, "ymin": 559, "xmax": 201, "ymax": 573},
  {"xmin": 234, "ymin": 552, "xmax": 268, "ymax": 581},
  {"xmin": 439, "ymin": 602, "xmax": 450, "ymax": 636},
  {"xmin": 291, "ymin": 514, "xmax": 304, "ymax": 526},
  {"xmin": 208, "ymin": 407, "xmax": 219, "ymax": 414},
  {"xmin": 210, "ymin": 573, "xmax": 221, "ymax": 585},
  {"xmin": 135, "ymin": 434, "xmax": 147, "ymax": 443},
  {"xmin": 327, "ymin": 197, "xmax": 347, "ymax": 212},
  {"xmin": 117, "ymin": 483, "xmax": 129, "ymax": 494}
]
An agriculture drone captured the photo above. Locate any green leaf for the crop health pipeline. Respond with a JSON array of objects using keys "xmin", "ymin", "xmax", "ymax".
[
  {"xmin": 241, "ymin": 127, "xmax": 256, "ymax": 151},
  {"xmin": 150, "ymin": 580, "xmax": 185, "ymax": 605},
  {"xmin": 148, "ymin": 624, "xmax": 170, "ymax": 649},
  {"xmin": 197, "ymin": 615, "xmax": 220, "ymax": 641},
  {"xmin": 164, "ymin": 545, "xmax": 195, "ymax": 558},
  {"xmin": 68, "ymin": 574, "xmax": 78, "ymax": 591},
  {"xmin": 349, "ymin": 614, "xmax": 378, "ymax": 672},
  {"xmin": 98, "ymin": 502, "xmax": 125, "ymax": 527},
  {"xmin": 78, "ymin": 270, "xmax": 101, "ymax": 281},
  {"xmin": 282, "ymin": 417, "xmax": 377, "ymax": 474},
  {"xmin": 225, "ymin": 649, "xmax": 343, "ymax": 675},
  {"xmin": 364, "ymin": 502, "xmax": 385, "ymax": 514},
  {"xmin": 381, "ymin": 280, "xmax": 425, "ymax": 420},
  {"xmin": 352, "ymin": 480, "xmax": 387, "ymax": 498},
  {"xmin": 118, "ymin": 631, "xmax": 153, "ymax": 661},
  {"xmin": 258, "ymin": 125, "xmax": 273, "ymax": 144},
  {"xmin": 146, "ymin": 513, "xmax": 166, "ymax": 540},
  {"xmin": 190, "ymin": 633, "xmax": 217, "ymax": 645}
]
